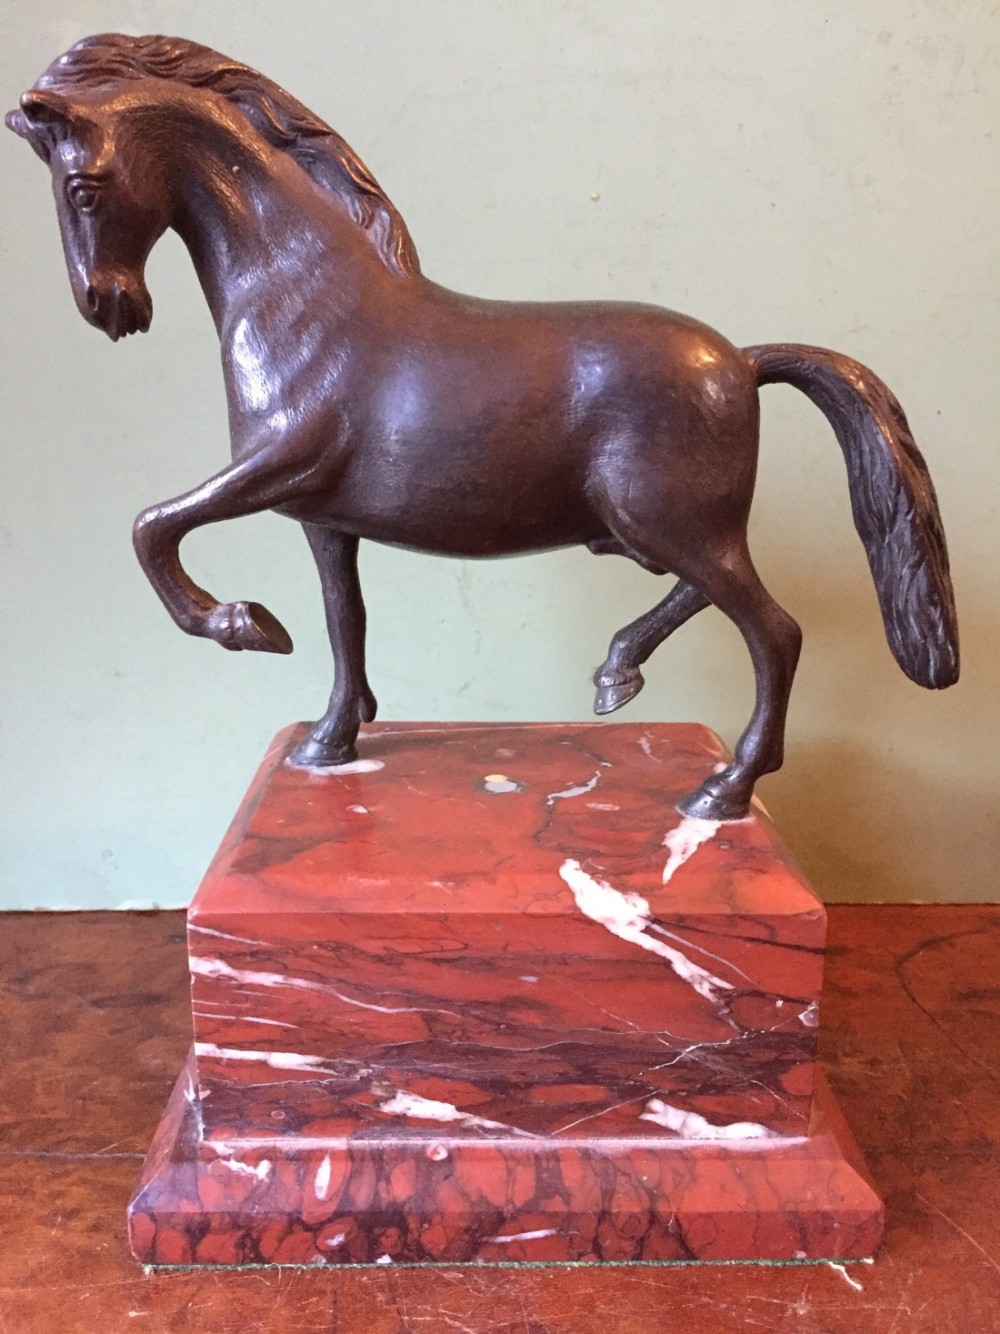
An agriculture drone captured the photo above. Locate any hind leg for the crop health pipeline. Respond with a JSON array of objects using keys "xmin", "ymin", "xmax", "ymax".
[
  {"xmin": 594, "ymin": 580, "xmax": 710, "ymax": 714},
  {"xmin": 678, "ymin": 556, "xmax": 801, "ymax": 819},
  {"xmin": 612, "ymin": 533, "xmax": 800, "ymax": 819}
]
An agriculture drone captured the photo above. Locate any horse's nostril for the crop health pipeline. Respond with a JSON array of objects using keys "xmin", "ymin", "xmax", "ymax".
[{"xmin": 86, "ymin": 284, "xmax": 99, "ymax": 313}]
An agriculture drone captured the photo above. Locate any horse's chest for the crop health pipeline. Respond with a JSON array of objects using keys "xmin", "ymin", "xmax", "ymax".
[{"xmin": 223, "ymin": 306, "xmax": 334, "ymax": 435}]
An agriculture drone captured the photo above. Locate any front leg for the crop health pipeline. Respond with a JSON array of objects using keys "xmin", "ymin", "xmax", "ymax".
[
  {"xmin": 131, "ymin": 440, "xmax": 322, "ymax": 654},
  {"xmin": 288, "ymin": 525, "xmax": 376, "ymax": 769}
]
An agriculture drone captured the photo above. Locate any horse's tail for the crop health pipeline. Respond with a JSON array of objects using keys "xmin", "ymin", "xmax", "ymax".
[{"xmin": 745, "ymin": 342, "xmax": 959, "ymax": 689}]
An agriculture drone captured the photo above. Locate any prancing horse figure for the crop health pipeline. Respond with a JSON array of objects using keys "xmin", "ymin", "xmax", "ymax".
[{"xmin": 7, "ymin": 34, "xmax": 959, "ymax": 819}]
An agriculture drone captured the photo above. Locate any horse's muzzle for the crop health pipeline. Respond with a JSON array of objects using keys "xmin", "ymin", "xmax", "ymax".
[{"xmin": 84, "ymin": 278, "xmax": 152, "ymax": 341}]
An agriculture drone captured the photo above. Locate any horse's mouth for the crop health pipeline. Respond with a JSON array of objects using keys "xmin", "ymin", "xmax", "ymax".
[
  {"xmin": 85, "ymin": 283, "xmax": 152, "ymax": 340},
  {"xmin": 106, "ymin": 289, "xmax": 152, "ymax": 341}
]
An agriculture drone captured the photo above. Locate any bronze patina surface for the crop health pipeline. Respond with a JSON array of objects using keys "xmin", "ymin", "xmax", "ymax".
[{"xmin": 6, "ymin": 35, "xmax": 959, "ymax": 817}]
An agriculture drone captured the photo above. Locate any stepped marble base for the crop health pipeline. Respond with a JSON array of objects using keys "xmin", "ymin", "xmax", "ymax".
[
  {"xmin": 128, "ymin": 722, "xmax": 883, "ymax": 1265},
  {"xmin": 129, "ymin": 1053, "xmax": 881, "ymax": 1264}
]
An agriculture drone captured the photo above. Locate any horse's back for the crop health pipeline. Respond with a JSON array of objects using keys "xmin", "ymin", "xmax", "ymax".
[{"xmin": 275, "ymin": 282, "xmax": 761, "ymax": 557}]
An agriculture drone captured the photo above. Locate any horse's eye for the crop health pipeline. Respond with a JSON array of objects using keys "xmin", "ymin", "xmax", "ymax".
[{"xmin": 67, "ymin": 180, "xmax": 99, "ymax": 213}]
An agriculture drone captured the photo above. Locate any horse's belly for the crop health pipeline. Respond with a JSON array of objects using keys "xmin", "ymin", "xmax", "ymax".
[
  {"xmin": 288, "ymin": 452, "xmax": 599, "ymax": 556},
  {"xmin": 353, "ymin": 512, "xmax": 592, "ymax": 557}
]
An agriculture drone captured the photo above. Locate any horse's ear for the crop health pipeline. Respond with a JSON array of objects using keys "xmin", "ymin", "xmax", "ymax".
[
  {"xmin": 20, "ymin": 89, "xmax": 72, "ymax": 126},
  {"xmin": 7, "ymin": 89, "xmax": 75, "ymax": 163},
  {"xmin": 4, "ymin": 108, "xmax": 31, "ymax": 139}
]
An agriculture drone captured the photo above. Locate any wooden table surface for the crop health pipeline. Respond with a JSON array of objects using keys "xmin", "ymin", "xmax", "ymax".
[{"xmin": 1, "ymin": 906, "xmax": 998, "ymax": 1333}]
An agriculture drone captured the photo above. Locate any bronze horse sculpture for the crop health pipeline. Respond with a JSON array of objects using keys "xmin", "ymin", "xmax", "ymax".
[{"xmin": 7, "ymin": 34, "xmax": 959, "ymax": 820}]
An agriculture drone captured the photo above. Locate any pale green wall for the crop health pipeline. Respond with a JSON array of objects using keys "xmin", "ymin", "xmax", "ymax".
[{"xmin": 1, "ymin": 1, "xmax": 997, "ymax": 909}]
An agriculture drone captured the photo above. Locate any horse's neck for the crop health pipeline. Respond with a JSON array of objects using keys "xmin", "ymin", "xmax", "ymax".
[{"xmin": 170, "ymin": 136, "xmax": 383, "ymax": 335}]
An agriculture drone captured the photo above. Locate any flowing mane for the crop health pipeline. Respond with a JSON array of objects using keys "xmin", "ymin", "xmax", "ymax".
[{"xmin": 35, "ymin": 33, "xmax": 420, "ymax": 277}]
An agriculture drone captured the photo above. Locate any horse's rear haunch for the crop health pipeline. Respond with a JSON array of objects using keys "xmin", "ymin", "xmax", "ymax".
[
  {"xmin": 6, "ymin": 33, "xmax": 959, "ymax": 822},
  {"xmin": 594, "ymin": 339, "xmax": 958, "ymax": 820}
]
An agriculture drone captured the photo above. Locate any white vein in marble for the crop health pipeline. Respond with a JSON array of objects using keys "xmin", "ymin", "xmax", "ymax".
[
  {"xmin": 378, "ymin": 1089, "xmax": 536, "ymax": 1137},
  {"xmin": 487, "ymin": 1228, "xmax": 559, "ymax": 1244},
  {"xmin": 647, "ymin": 926, "xmax": 762, "ymax": 991},
  {"xmin": 662, "ymin": 815, "xmax": 722, "ymax": 884},
  {"xmin": 192, "ymin": 1010, "xmax": 299, "ymax": 1029},
  {"xmin": 295, "ymin": 757, "xmax": 385, "ymax": 776},
  {"xmin": 195, "ymin": 1041, "xmax": 333, "ymax": 1071},
  {"xmin": 545, "ymin": 769, "xmax": 602, "ymax": 805},
  {"xmin": 314, "ymin": 1155, "xmax": 332, "ymax": 1200},
  {"xmin": 219, "ymin": 1157, "xmax": 272, "ymax": 1179},
  {"xmin": 559, "ymin": 860, "xmax": 734, "ymax": 1004},
  {"xmin": 640, "ymin": 1097, "xmax": 778, "ymax": 1140},
  {"xmin": 189, "ymin": 924, "xmax": 269, "ymax": 946},
  {"xmin": 190, "ymin": 955, "xmax": 462, "ymax": 1020}
]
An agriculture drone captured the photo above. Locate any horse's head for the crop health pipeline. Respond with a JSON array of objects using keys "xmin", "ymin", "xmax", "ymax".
[
  {"xmin": 8, "ymin": 33, "xmax": 421, "ymax": 337},
  {"xmin": 6, "ymin": 85, "xmax": 170, "ymax": 340}
]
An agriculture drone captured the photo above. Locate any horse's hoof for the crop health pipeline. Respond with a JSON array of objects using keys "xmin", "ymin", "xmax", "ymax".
[
  {"xmin": 593, "ymin": 669, "xmax": 644, "ymax": 716},
  {"xmin": 210, "ymin": 601, "xmax": 293, "ymax": 654},
  {"xmin": 676, "ymin": 780, "xmax": 751, "ymax": 822},
  {"xmin": 287, "ymin": 733, "xmax": 357, "ymax": 769}
]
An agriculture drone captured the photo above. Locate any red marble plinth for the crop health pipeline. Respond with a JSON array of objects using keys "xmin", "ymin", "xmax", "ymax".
[
  {"xmin": 128, "ymin": 722, "xmax": 883, "ymax": 1264},
  {"xmin": 130, "ymin": 1052, "xmax": 881, "ymax": 1264}
]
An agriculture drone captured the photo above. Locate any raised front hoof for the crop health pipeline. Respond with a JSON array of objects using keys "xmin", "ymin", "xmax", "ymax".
[
  {"xmin": 208, "ymin": 601, "xmax": 293, "ymax": 654},
  {"xmin": 676, "ymin": 779, "xmax": 751, "ymax": 822},
  {"xmin": 286, "ymin": 733, "xmax": 358, "ymax": 770},
  {"xmin": 593, "ymin": 669, "xmax": 644, "ymax": 716}
]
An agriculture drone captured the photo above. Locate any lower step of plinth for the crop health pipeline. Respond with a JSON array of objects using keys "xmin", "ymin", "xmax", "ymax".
[{"xmin": 128, "ymin": 1052, "xmax": 882, "ymax": 1265}]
